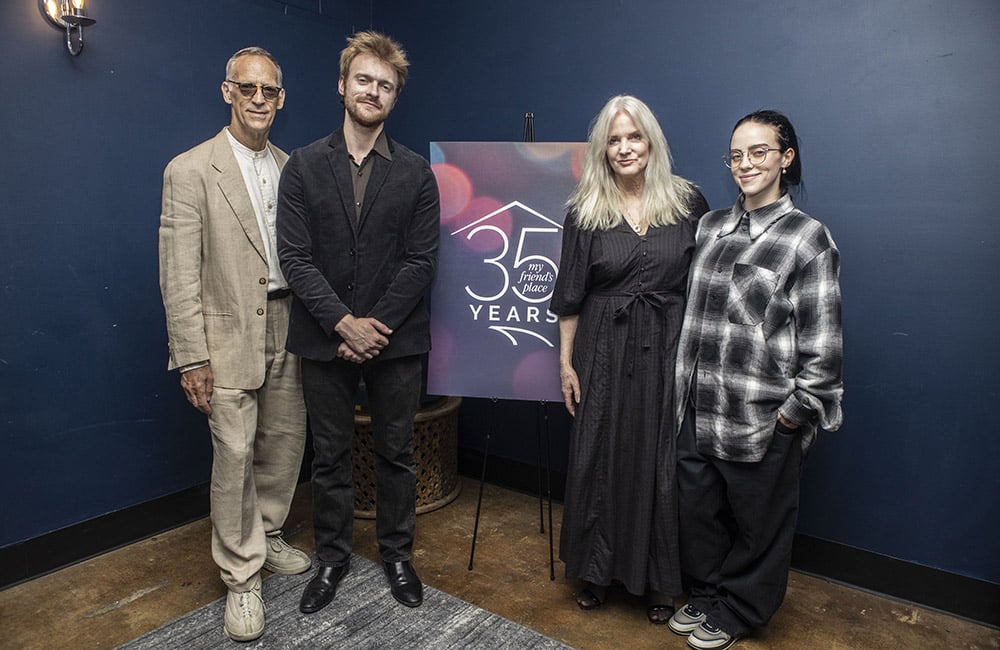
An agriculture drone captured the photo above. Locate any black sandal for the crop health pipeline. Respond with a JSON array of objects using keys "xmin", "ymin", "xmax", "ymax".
[
  {"xmin": 646, "ymin": 603, "xmax": 674, "ymax": 625},
  {"xmin": 575, "ymin": 584, "xmax": 606, "ymax": 610}
]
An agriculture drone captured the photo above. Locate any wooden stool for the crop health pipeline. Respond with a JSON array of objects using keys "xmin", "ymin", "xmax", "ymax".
[{"xmin": 352, "ymin": 396, "xmax": 462, "ymax": 518}]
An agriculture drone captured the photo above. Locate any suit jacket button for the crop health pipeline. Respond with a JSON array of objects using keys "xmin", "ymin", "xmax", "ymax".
[
  {"xmin": 258, "ymin": 277, "xmax": 267, "ymax": 285},
  {"xmin": 347, "ymin": 283, "xmax": 353, "ymax": 291},
  {"xmin": 257, "ymin": 308, "xmax": 265, "ymax": 316}
]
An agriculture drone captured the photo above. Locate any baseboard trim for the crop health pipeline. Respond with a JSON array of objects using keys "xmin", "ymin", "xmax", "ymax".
[
  {"xmin": 0, "ymin": 483, "xmax": 211, "ymax": 590},
  {"xmin": 791, "ymin": 534, "xmax": 999, "ymax": 628}
]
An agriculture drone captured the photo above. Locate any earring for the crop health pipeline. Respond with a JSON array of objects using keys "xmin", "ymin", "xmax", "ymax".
[{"xmin": 781, "ymin": 168, "xmax": 787, "ymax": 175}]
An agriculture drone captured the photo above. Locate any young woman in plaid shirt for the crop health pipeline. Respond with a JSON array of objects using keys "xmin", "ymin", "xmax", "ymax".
[{"xmin": 669, "ymin": 111, "xmax": 843, "ymax": 650}]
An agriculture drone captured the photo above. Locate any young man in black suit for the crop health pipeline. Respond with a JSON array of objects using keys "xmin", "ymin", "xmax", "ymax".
[{"xmin": 277, "ymin": 31, "xmax": 440, "ymax": 614}]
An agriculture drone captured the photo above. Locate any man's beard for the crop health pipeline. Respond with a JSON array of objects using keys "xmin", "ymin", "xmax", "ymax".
[{"xmin": 345, "ymin": 95, "xmax": 387, "ymax": 128}]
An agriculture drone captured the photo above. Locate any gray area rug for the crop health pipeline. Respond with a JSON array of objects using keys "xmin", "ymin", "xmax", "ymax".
[{"xmin": 117, "ymin": 554, "xmax": 571, "ymax": 649}]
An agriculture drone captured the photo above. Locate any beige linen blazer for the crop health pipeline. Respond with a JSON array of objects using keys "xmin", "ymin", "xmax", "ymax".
[{"xmin": 159, "ymin": 128, "xmax": 289, "ymax": 390}]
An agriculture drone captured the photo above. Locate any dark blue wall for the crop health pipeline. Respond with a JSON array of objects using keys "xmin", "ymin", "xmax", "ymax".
[
  {"xmin": 0, "ymin": 0, "xmax": 369, "ymax": 547},
  {"xmin": 3, "ymin": 0, "xmax": 998, "ymax": 590},
  {"xmin": 379, "ymin": 0, "xmax": 1000, "ymax": 585}
]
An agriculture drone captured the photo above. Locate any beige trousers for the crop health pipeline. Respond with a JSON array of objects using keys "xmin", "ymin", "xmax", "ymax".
[{"xmin": 207, "ymin": 296, "xmax": 306, "ymax": 590}]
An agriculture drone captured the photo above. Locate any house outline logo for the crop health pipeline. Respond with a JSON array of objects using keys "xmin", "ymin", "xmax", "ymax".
[{"xmin": 450, "ymin": 200, "xmax": 562, "ymax": 347}]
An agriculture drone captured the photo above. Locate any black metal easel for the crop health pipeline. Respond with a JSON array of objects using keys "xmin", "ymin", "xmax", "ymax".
[
  {"xmin": 467, "ymin": 398, "xmax": 497, "ymax": 570},
  {"xmin": 466, "ymin": 397, "xmax": 556, "ymax": 579},
  {"xmin": 537, "ymin": 400, "xmax": 555, "ymax": 580},
  {"xmin": 467, "ymin": 112, "xmax": 556, "ymax": 580}
]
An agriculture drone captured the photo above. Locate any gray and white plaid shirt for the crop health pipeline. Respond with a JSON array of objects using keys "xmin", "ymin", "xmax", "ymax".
[{"xmin": 675, "ymin": 194, "xmax": 843, "ymax": 462}]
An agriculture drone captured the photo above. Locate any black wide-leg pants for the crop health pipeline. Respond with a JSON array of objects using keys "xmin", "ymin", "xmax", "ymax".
[
  {"xmin": 301, "ymin": 354, "xmax": 422, "ymax": 567},
  {"xmin": 677, "ymin": 406, "xmax": 804, "ymax": 638}
]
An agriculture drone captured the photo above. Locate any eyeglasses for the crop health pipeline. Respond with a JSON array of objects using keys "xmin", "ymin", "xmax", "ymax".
[
  {"xmin": 226, "ymin": 80, "xmax": 282, "ymax": 101},
  {"xmin": 724, "ymin": 147, "xmax": 783, "ymax": 168}
]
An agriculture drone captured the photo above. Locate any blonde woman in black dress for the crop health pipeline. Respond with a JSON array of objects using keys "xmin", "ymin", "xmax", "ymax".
[{"xmin": 551, "ymin": 95, "xmax": 708, "ymax": 623}]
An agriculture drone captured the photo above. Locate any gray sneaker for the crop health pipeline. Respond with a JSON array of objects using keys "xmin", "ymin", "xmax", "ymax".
[
  {"xmin": 687, "ymin": 621, "xmax": 740, "ymax": 650},
  {"xmin": 263, "ymin": 531, "xmax": 311, "ymax": 575},
  {"xmin": 668, "ymin": 603, "xmax": 707, "ymax": 635}
]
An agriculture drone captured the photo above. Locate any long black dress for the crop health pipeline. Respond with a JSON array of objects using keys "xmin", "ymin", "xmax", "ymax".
[{"xmin": 550, "ymin": 191, "xmax": 708, "ymax": 596}]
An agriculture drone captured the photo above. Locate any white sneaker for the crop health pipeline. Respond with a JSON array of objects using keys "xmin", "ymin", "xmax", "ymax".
[
  {"xmin": 688, "ymin": 621, "xmax": 740, "ymax": 650},
  {"xmin": 224, "ymin": 574, "xmax": 265, "ymax": 642},
  {"xmin": 669, "ymin": 603, "xmax": 708, "ymax": 635},
  {"xmin": 263, "ymin": 531, "xmax": 311, "ymax": 575}
]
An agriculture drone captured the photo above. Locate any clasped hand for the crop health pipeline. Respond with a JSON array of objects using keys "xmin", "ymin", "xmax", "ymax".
[{"xmin": 335, "ymin": 314, "xmax": 393, "ymax": 364}]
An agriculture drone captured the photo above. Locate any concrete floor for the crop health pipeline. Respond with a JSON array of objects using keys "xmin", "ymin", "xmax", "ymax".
[{"xmin": 1, "ymin": 477, "xmax": 997, "ymax": 650}]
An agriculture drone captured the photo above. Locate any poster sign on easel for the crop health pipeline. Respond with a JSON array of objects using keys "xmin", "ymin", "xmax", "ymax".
[{"xmin": 427, "ymin": 142, "xmax": 586, "ymax": 402}]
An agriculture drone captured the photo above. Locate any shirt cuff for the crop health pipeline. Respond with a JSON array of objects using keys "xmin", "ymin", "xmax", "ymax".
[
  {"xmin": 177, "ymin": 360, "xmax": 209, "ymax": 373},
  {"xmin": 780, "ymin": 391, "xmax": 816, "ymax": 426}
]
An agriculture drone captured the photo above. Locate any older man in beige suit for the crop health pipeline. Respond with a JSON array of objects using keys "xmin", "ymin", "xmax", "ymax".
[{"xmin": 159, "ymin": 46, "xmax": 309, "ymax": 643}]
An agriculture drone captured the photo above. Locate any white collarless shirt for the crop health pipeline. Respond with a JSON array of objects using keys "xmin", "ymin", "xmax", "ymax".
[{"xmin": 226, "ymin": 128, "xmax": 287, "ymax": 292}]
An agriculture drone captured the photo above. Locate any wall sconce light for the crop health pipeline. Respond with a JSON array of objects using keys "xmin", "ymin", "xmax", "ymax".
[{"xmin": 39, "ymin": 0, "xmax": 96, "ymax": 56}]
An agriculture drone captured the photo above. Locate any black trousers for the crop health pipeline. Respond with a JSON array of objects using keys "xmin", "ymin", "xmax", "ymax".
[
  {"xmin": 301, "ymin": 354, "xmax": 422, "ymax": 567},
  {"xmin": 677, "ymin": 406, "xmax": 804, "ymax": 637}
]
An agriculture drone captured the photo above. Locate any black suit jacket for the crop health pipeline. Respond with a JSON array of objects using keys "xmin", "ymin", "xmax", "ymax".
[{"xmin": 276, "ymin": 129, "xmax": 440, "ymax": 362}]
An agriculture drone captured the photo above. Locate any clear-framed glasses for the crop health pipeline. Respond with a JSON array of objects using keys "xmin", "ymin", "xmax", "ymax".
[
  {"xmin": 724, "ymin": 147, "xmax": 783, "ymax": 168},
  {"xmin": 226, "ymin": 80, "xmax": 282, "ymax": 101}
]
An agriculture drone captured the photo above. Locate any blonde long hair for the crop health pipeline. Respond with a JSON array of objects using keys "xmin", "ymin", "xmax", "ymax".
[{"xmin": 567, "ymin": 95, "xmax": 696, "ymax": 230}]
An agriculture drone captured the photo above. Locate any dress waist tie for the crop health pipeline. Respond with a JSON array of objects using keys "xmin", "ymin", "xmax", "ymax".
[{"xmin": 596, "ymin": 291, "xmax": 673, "ymax": 376}]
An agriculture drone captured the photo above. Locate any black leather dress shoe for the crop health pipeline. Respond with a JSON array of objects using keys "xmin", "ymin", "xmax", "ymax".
[
  {"xmin": 299, "ymin": 564, "xmax": 349, "ymax": 614},
  {"xmin": 383, "ymin": 560, "xmax": 423, "ymax": 607}
]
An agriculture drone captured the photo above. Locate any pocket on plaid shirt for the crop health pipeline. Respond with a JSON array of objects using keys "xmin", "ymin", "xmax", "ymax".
[{"xmin": 727, "ymin": 263, "xmax": 779, "ymax": 326}]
